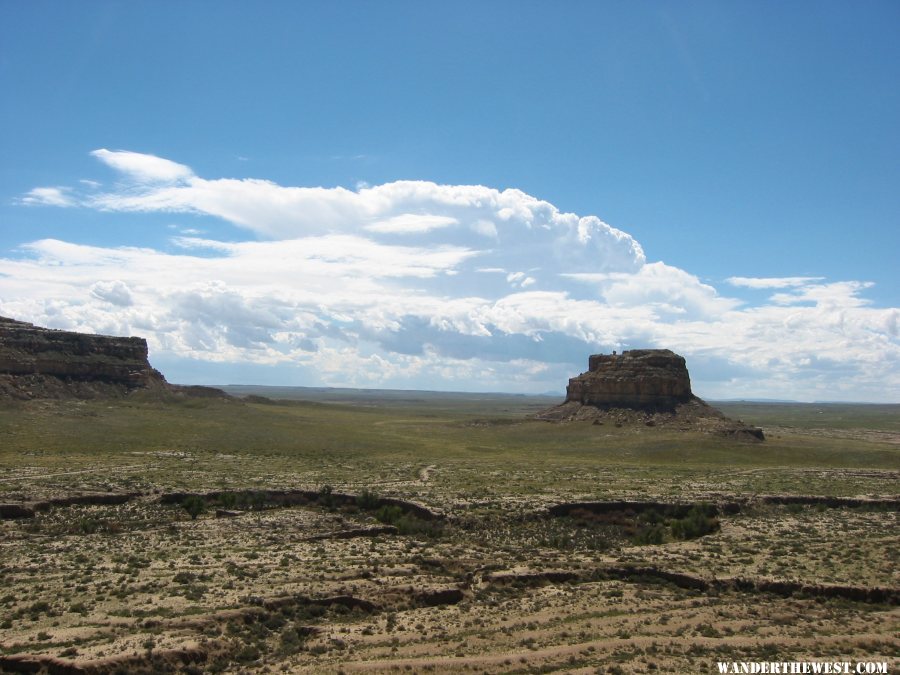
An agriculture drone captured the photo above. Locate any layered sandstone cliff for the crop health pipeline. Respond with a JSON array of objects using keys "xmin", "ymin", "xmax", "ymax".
[
  {"xmin": 0, "ymin": 316, "xmax": 168, "ymax": 399},
  {"xmin": 537, "ymin": 349, "xmax": 764, "ymax": 440},
  {"xmin": 566, "ymin": 349, "xmax": 693, "ymax": 410}
]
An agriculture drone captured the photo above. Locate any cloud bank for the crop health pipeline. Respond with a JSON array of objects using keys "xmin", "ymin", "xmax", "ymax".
[{"xmin": 3, "ymin": 149, "xmax": 898, "ymax": 401}]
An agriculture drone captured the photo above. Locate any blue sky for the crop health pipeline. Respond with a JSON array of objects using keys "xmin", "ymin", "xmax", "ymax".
[{"xmin": 1, "ymin": 1, "xmax": 898, "ymax": 401}]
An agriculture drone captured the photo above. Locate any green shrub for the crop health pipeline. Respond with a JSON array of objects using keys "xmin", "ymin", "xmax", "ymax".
[
  {"xmin": 318, "ymin": 485, "xmax": 335, "ymax": 509},
  {"xmin": 76, "ymin": 517, "xmax": 101, "ymax": 534},
  {"xmin": 173, "ymin": 571, "xmax": 195, "ymax": 584},
  {"xmin": 245, "ymin": 491, "xmax": 267, "ymax": 510},
  {"xmin": 356, "ymin": 488, "xmax": 380, "ymax": 511},
  {"xmin": 634, "ymin": 523, "xmax": 666, "ymax": 545},
  {"xmin": 638, "ymin": 508, "xmax": 664, "ymax": 524},
  {"xmin": 375, "ymin": 504, "xmax": 404, "ymax": 525},
  {"xmin": 375, "ymin": 504, "xmax": 442, "ymax": 538},
  {"xmin": 216, "ymin": 492, "xmax": 237, "ymax": 509},
  {"xmin": 544, "ymin": 533, "xmax": 575, "ymax": 550},
  {"xmin": 235, "ymin": 643, "xmax": 261, "ymax": 662},
  {"xmin": 183, "ymin": 583, "xmax": 207, "ymax": 601},
  {"xmin": 670, "ymin": 504, "xmax": 719, "ymax": 540},
  {"xmin": 395, "ymin": 514, "xmax": 442, "ymax": 538},
  {"xmin": 278, "ymin": 626, "xmax": 307, "ymax": 656},
  {"xmin": 181, "ymin": 495, "xmax": 206, "ymax": 520}
]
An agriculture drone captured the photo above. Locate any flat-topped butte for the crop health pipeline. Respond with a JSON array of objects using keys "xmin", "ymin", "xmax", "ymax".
[
  {"xmin": 539, "ymin": 349, "xmax": 764, "ymax": 440},
  {"xmin": 567, "ymin": 349, "xmax": 693, "ymax": 410},
  {"xmin": 0, "ymin": 316, "xmax": 226, "ymax": 400},
  {"xmin": 0, "ymin": 316, "xmax": 162, "ymax": 387}
]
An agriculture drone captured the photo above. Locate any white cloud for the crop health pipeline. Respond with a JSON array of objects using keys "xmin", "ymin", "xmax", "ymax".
[
  {"xmin": 90, "ymin": 280, "xmax": 133, "ymax": 307},
  {"xmin": 4, "ymin": 149, "xmax": 898, "ymax": 402},
  {"xmin": 471, "ymin": 219, "xmax": 498, "ymax": 238},
  {"xmin": 506, "ymin": 271, "xmax": 537, "ymax": 289},
  {"xmin": 69, "ymin": 150, "xmax": 646, "ymax": 273},
  {"xmin": 20, "ymin": 187, "xmax": 75, "ymax": 207},
  {"xmin": 364, "ymin": 214, "xmax": 458, "ymax": 234},
  {"xmin": 770, "ymin": 281, "xmax": 874, "ymax": 308},
  {"xmin": 727, "ymin": 276, "xmax": 825, "ymax": 289},
  {"xmin": 1, "ymin": 236, "xmax": 896, "ymax": 400},
  {"xmin": 567, "ymin": 263, "xmax": 742, "ymax": 318},
  {"xmin": 91, "ymin": 148, "xmax": 193, "ymax": 183}
]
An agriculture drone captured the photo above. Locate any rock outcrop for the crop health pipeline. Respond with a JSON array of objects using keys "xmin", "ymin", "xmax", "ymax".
[
  {"xmin": 566, "ymin": 349, "xmax": 693, "ymax": 410},
  {"xmin": 536, "ymin": 349, "xmax": 764, "ymax": 440},
  {"xmin": 0, "ymin": 316, "xmax": 170, "ymax": 400}
]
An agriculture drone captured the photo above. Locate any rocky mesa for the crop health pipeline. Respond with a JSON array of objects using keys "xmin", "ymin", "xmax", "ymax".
[
  {"xmin": 0, "ymin": 316, "xmax": 172, "ymax": 400},
  {"xmin": 567, "ymin": 349, "xmax": 693, "ymax": 410},
  {"xmin": 536, "ymin": 349, "xmax": 765, "ymax": 440}
]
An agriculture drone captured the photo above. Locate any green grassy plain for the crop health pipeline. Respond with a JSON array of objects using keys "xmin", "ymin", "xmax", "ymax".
[
  {"xmin": 714, "ymin": 400, "xmax": 900, "ymax": 432},
  {"xmin": 1, "ymin": 393, "xmax": 897, "ymax": 501}
]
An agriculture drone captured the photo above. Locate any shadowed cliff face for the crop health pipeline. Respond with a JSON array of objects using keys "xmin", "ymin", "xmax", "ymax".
[
  {"xmin": 0, "ymin": 316, "xmax": 168, "ymax": 399},
  {"xmin": 568, "ymin": 349, "xmax": 693, "ymax": 410}
]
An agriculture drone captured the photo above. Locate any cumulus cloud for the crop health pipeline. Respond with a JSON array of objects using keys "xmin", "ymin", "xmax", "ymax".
[
  {"xmin": 66, "ymin": 150, "xmax": 646, "ymax": 274},
  {"xmin": 90, "ymin": 280, "xmax": 133, "ymax": 307},
  {"xmin": 3, "ymin": 150, "xmax": 898, "ymax": 401},
  {"xmin": 565, "ymin": 263, "xmax": 741, "ymax": 318}
]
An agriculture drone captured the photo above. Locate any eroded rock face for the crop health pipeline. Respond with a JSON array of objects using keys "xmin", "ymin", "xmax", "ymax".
[
  {"xmin": 566, "ymin": 349, "xmax": 693, "ymax": 410},
  {"xmin": 0, "ymin": 316, "xmax": 168, "ymax": 399}
]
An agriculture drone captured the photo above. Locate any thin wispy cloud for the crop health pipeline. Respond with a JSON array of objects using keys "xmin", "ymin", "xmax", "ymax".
[
  {"xmin": 20, "ymin": 187, "xmax": 75, "ymax": 207},
  {"xmin": 727, "ymin": 276, "xmax": 827, "ymax": 289},
  {"xmin": 91, "ymin": 148, "xmax": 194, "ymax": 184},
  {"xmin": 3, "ymin": 149, "xmax": 898, "ymax": 401}
]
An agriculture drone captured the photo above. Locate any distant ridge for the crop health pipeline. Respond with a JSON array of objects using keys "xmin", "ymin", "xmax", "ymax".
[
  {"xmin": 711, "ymin": 398, "xmax": 801, "ymax": 404},
  {"xmin": 714, "ymin": 399, "xmax": 895, "ymax": 405},
  {"xmin": 219, "ymin": 384, "xmax": 558, "ymax": 399}
]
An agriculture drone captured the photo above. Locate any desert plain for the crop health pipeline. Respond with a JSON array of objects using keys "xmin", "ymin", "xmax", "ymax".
[{"xmin": 0, "ymin": 390, "xmax": 897, "ymax": 674}]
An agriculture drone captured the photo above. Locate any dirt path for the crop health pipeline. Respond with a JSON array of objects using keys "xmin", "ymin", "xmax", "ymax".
[{"xmin": 418, "ymin": 464, "xmax": 436, "ymax": 483}]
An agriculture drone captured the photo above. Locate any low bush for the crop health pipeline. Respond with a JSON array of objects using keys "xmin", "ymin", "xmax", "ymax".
[
  {"xmin": 375, "ymin": 504, "xmax": 442, "ymax": 538},
  {"xmin": 375, "ymin": 504, "xmax": 404, "ymax": 525},
  {"xmin": 634, "ymin": 523, "xmax": 666, "ymax": 545},
  {"xmin": 356, "ymin": 488, "xmax": 380, "ymax": 510},
  {"xmin": 181, "ymin": 495, "xmax": 206, "ymax": 520},
  {"xmin": 670, "ymin": 504, "xmax": 719, "ymax": 540},
  {"xmin": 317, "ymin": 485, "xmax": 335, "ymax": 509}
]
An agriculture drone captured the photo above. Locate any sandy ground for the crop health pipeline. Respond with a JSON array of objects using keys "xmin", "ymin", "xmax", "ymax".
[{"xmin": 1, "ymin": 484, "xmax": 897, "ymax": 674}]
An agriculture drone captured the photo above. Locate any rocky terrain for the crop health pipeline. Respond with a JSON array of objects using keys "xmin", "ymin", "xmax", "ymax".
[
  {"xmin": 537, "ymin": 349, "xmax": 765, "ymax": 440},
  {"xmin": 0, "ymin": 316, "xmax": 208, "ymax": 400}
]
